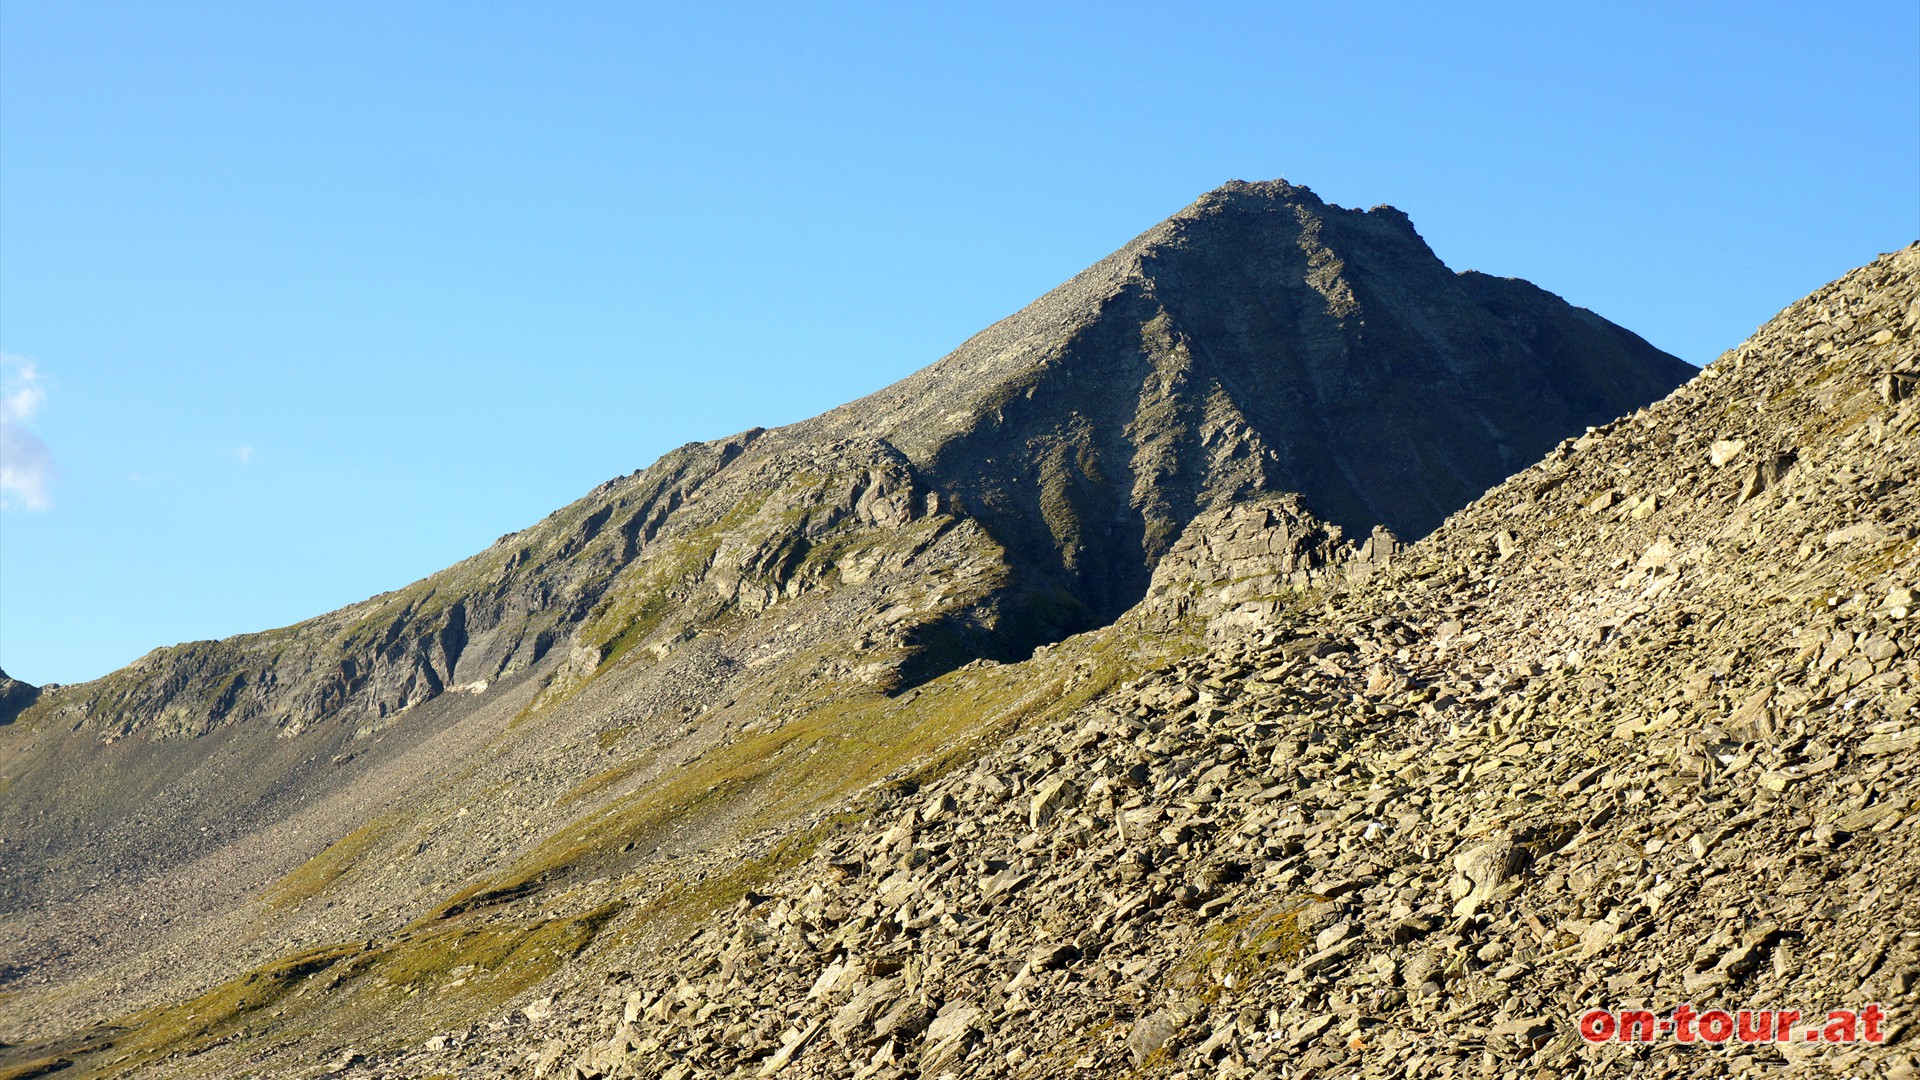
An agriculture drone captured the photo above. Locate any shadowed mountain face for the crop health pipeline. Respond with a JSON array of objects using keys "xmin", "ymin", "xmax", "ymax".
[
  {"xmin": 800, "ymin": 180, "xmax": 1693, "ymax": 620},
  {"xmin": 0, "ymin": 182, "xmax": 1696, "ymax": 1072}
]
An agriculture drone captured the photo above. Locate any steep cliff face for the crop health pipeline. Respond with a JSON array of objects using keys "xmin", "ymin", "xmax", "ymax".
[{"xmin": 0, "ymin": 181, "xmax": 1700, "ymax": 1073}]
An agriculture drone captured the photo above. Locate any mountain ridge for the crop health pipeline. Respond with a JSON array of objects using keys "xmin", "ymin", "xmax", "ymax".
[{"xmin": 0, "ymin": 180, "xmax": 1687, "ymax": 753}]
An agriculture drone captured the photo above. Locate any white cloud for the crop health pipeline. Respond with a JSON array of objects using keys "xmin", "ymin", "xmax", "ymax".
[
  {"xmin": 229, "ymin": 444, "xmax": 255, "ymax": 466},
  {"xmin": 0, "ymin": 355, "xmax": 54, "ymax": 511}
]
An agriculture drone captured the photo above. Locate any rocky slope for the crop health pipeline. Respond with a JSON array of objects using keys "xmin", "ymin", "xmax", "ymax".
[
  {"xmin": 0, "ymin": 182, "xmax": 1702, "ymax": 1079},
  {"xmin": 342, "ymin": 243, "xmax": 1909, "ymax": 1080}
]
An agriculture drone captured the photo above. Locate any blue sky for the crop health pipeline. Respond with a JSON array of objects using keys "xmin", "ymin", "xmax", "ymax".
[{"xmin": 3, "ymin": 2, "xmax": 1916, "ymax": 685}]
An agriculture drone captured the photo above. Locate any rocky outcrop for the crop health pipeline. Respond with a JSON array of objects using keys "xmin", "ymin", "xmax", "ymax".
[{"xmin": 1137, "ymin": 493, "xmax": 1399, "ymax": 638}]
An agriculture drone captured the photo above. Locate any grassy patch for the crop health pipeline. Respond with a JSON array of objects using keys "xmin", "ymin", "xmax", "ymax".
[
  {"xmin": 9, "ymin": 904, "xmax": 623, "ymax": 1080},
  {"xmin": 370, "ymin": 903, "xmax": 621, "ymax": 997},
  {"xmin": 596, "ymin": 725, "xmax": 637, "ymax": 751},
  {"xmin": 559, "ymin": 750, "xmax": 660, "ymax": 808},
  {"xmin": 263, "ymin": 813, "xmax": 399, "ymax": 911},
  {"xmin": 1182, "ymin": 904, "xmax": 1311, "ymax": 993},
  {"xmin": 1846, "ymin": 535, "xmax": 1920, "ymax": 583},
  {"xmin": 619, "ymin": 809, "xmax": 867, "ymax": 936},
  {"xmin": 436, "ymin": 622, "xmax": 1186, "ymax": 921}
]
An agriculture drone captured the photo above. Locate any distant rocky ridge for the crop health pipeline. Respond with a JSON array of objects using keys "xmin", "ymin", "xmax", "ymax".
[
  {"xmin": 0, "ymin": 182, "xmax": 1708, "ymax": 1079},
  {"xmin": 4, "ymin": 180, "xmax": 1688, "ymax": 739},
  {"xmin": 0, "ymin": 667, "xmax": 39, "ymax": 724}
]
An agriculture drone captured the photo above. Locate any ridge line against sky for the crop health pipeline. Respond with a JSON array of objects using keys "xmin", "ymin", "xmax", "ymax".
[{"xmin": 2, "ymin": 1, "xmax": 1916, "ymax": 685}]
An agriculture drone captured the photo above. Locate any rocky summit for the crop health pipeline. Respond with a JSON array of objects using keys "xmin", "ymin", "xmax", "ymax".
[{"xmin": 3, "ymin": 189, "xmax": 1906, "ymax": 1080}]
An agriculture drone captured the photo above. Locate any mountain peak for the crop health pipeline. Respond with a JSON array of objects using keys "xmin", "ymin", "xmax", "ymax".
[
  {"xmin": 1145, "ymin": 178, "xmax": 1428, "ymax": 257},
  {"xmin": 1179, "ymin": 176, "xmax": 1319, "ymax": 210},
  {"xmin": 797, "ymin": 183, "xmax": 1689, "ymax": 619}
]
